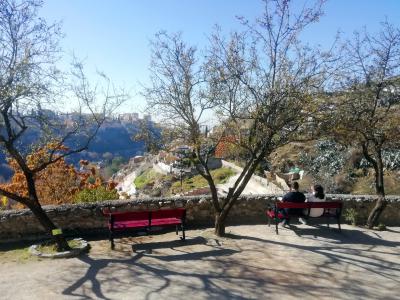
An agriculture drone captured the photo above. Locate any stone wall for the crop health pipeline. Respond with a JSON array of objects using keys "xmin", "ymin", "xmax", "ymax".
[{"xmin": 1, "ymin": 194, "xmax": 399, "ymax": 242}]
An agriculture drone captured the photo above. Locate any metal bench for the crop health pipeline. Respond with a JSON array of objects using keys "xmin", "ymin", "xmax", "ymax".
[
  {"xmin": 103, "ymin": 208, "xmax": 186, "ymax": 249},
  {"xmin": 266, "ymin": 201, "xmax": 343, "ymax": 234}
]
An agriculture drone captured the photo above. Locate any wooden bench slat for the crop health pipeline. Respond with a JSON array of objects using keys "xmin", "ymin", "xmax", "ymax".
[
  {"xmin": 111, "ymin": 211, "xmax": 149, "ymax": 221},
  {"xmin": 151, "ymin": 218, "xmax": 182, "ymax": 226},
  {"xmin": 111, "ymin": 220, "xmax": 150, "ymax": 230},
  {"xmin": 152, "ymin": 208, "xmax": 186, "ymax": 219}
]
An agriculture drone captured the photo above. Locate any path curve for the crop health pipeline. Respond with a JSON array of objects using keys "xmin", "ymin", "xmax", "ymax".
[{"xmin": 217, "ymin": 160, "xmax": 283, "ymax": 195}]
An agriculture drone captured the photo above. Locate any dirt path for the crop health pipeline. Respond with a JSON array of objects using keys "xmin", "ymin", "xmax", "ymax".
[
  {"xmin": 116, "ymin": 161, "xmax": 153, "ymax": 198},
  {"xmin": 217, "ymin": 173, "xmax": 281, "ymax": 195},
  {"xmin": 116, "ymin": 170, "xmax": 137, "ymax": 197},
  {"xmin": 217, "ymin": 160, "xmax": 283, "ymax": 195},
  {"xmin": 122, "ymin": 159, "xmax": 283, "ymax": 197},
  {"xmin": 1, "ymin": 225, "xmax": 399, "ymax": 299}
]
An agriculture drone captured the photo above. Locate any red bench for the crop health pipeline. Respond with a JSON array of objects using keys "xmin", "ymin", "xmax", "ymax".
[
  {"xmin": 103, "ymin": 208, "xmax": 186, "ymax": 249},
  {"xmin": 266, "ymin": 201, "xmax": 343, "ymax": 234}
]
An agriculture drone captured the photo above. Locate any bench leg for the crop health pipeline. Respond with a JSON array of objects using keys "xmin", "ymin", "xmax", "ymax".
[
  {"xmin": 176, "ymin": 225, "xmax": 178, "ymax": 235},
  {"xmin": 275, "ymin": 218, "xmax": 279, "ymax": 235},
  {"xmin": 110, "ymin": 230, "xmax": 115, "ymax": 250},
  {"xmin": 337, "ymin": 218, "xmax": 342, "ymax": 232},
  {"xmin": 180, "ymin": 224, "xmax": 186, "ymax": 241},
  {"xmin": 268, "ymin": 216, "xmax": 271, "ymax": 227},
  {"xmin": 327, "ymin": 217, "xmax": 330, "ymax": 229}
]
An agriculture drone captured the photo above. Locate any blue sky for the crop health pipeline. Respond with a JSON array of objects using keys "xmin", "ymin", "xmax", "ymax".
[{"xmin": 40, "ymin": 0, "xmax": 400, "ymax": 114}]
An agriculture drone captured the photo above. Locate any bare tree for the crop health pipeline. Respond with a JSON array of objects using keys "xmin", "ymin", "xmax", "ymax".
[
  {"xmin": 144, "ymin": 0, "xmax": 331, "ymax": 236},
  {"xmin": 132, "ymin": 119, "xmax": 163, "ymax": 154},
  {"xmin": 0, "ymin": 0, "xmax": 126, "ymax": 251},
  {"xmin": 325, "ymin": 21, "xmax": 400, "ymax": 227}
]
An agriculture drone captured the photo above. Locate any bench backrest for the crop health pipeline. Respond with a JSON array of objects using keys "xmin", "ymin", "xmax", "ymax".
[
  {"xmin": 151, "ymin": 208, "xmax": 186, "ymax": 220},
  {"xmin": 110, "ymin": 211, "xmax": 150, "ymax": 222},
  {"xmin": 103, "ymin": 208, "xmax": 186, "ymax": 222},
  {"xmin": 276, "ymin": 201, "xmax": 343, "ymax": 209}
]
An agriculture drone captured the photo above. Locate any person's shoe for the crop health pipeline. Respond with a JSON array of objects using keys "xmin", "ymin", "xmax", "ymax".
[
  {"xmin": 279, "ymin": 219, "xmax": 289, "ymax": 228},
  {"xmin": 299, "ymin": 217, "xmax": 307, "ymax": 225}
]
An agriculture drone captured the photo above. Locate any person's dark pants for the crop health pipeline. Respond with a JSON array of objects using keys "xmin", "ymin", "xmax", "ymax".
[
  {"xmin": 279, "ymin": 208, "xmax": 290, "ymax": 224},
  {"xmin": 279, "ymin": 208, "xmax": 304, "ymax": 224}
]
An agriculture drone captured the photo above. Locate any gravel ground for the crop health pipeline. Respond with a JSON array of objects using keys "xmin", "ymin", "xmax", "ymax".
[{"xmin": 1, "ymin": 224, "xmax": 399, "ymax": 300}]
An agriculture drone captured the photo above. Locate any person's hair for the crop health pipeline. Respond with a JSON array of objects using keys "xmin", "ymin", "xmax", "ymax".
[
  {"xmin": 314, "ymin": 184, "xmax": 325, "ymax": 199},
  {"xmin": 292, "ymin": 181, "xmax": 299, "ymax": 190}
]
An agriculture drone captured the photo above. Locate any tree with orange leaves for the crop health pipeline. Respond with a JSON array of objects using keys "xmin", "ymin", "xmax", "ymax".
[
  {"xmin": 214, "ymin": 136, "xmax": 244, "ymax": 160},
  {"xmin": 0, "ymin": 1, "xmax": 126, "ymax": 251},
  {"xmin": 2, "ymin": 153, "xmax": 78, "ymax": 207},
  {"xmin": 1, "ymin": 144, "xmax": 114, "ymax": 208}
]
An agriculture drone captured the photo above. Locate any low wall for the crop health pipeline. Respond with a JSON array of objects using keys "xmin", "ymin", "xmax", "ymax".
[{"xmin": 1, "ymin": 195, "xmax": 399, "ymax": 242}]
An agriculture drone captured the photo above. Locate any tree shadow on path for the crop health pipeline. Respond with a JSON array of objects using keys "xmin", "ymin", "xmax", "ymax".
[
  {"xmin": 227, "ymin": 227, "xmax": 400, "ymax": 286},
  {"xmin": 62, "ymin": 236, "xmax": 241, "ymax": 299},
  {"xmin": 62, "ymin": 228, "xmax": 400, "ymax": 300}
]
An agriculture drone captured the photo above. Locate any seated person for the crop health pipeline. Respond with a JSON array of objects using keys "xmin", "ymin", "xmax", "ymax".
[
  {"xmin": 280, "ymin": 181, "xmax": 306, "ymax": 226},
  {"xmin": 304, "ymin": 184, "xmax": 325, "ymax": 218}
]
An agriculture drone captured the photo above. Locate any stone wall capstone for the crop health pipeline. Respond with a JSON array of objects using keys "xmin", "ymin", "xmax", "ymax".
[{"xmin": 1, "ymin": 194, "xmax": 399, "ymax": 242}]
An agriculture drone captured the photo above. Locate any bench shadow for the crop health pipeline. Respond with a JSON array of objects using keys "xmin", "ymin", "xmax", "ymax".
[
  {"xmin": 290, "ymin": 226, "xmax": 400, "ymax": 247},
  {"xmin": 145, "ymin": 248, "xmax": 239, "ymax": 261},
  {"xmin": 226, "ymin": 229, "xmax": 400, "ymax": 282},
  {"xmin": 230, "ymin": 225, "xmax": 400, "ymax": 248},
  {"xmin": 133, "ymin": 236, "xmax": 207, "ymax": 252}
]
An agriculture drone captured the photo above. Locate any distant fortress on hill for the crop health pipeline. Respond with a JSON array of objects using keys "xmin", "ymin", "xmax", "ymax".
[
  {"xmin": 116, "ymin": 113, "xmax": 151, "ymax": 123},
  {"xmin": 31, "ymin": 109, "xmax": 153, "ymax": 125}
]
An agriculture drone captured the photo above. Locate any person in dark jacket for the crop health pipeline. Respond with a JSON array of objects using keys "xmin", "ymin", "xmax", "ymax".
[{"xmin": 280, "ymin": 181, "xmax": 306, "ymax": 227}]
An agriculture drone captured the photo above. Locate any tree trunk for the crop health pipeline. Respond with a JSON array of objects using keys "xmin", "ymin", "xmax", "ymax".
[
  {"xmin": 27, "ymin": 201, "xmax": 71, "ymax": 251},
  {"xmin": 213, "ymin": 152, "xmax": 266, "ymax": 237},
  {"xmin": 24, "ymin": 172, "xmax": 70, "ymax": 252},
  {"xmin": 367, "ymin": 150, "xmax": 386, "ymax": 228},
  {"xmin": 214, "ymin": 213, "xmax": 226, "ymax": 236},
  {"xmin": 367, "ymin": 196, "xmax": 387, "ymax": 228}
]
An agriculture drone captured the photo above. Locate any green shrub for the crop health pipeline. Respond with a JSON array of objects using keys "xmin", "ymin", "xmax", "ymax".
[
  {"xmin": 74, "ymin": 186, "xmax": 119, "ymax": 203},
  {"xmin": 211, "ymin": 167, "xmax": 235, "ymax": 183},
  {"xmin": 344, "ymin": 208, "xmax": 358, "ymax": 226},
  {"xmin": 134, "ymin": 169, "xmax": 160, "ymax": 189},
  {"xmin": 87, "ymin": 176, "xmax": 96, "ymax": 184},
  {"xmin": 374, "ymin": 223, "xmax": 387, "ymax": 231},
  {"xmin": 169, "ymin": 167, "xmax": 235, "ymax": 194}
]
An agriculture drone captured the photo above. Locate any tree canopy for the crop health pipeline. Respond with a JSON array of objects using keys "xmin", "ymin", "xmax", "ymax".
[
  {"xmin": 144, "ymin": 0, "xmax": 332, "ymax": 235},
  {"xmin": 0, "ymin": 0, "xmax": 126, "ymax": 251}
]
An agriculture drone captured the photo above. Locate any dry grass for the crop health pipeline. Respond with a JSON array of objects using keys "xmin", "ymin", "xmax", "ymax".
[
  {"xmin": 269, "ymin": 141, "xmax": 315, "ymax": 171},
  {"xmin": 297, "ymin": 174, "xmax": 316, "ymax": 193},
  {"xmin": 0, "ymin": 246, "xmax": 40, "ymax": 264},
  {"xmin": 352, "ymin": 171, "xmax": 400, "ymax": 195},
  {"xmin": 36, "ymin": 239, "xmax": 81, "ymax": 254},
  {"xmin": 134, "ymin": 169, "xmax": 173, "ymax": 189}
]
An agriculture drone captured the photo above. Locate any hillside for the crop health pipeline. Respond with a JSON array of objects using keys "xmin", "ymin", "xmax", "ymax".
[
  {"xmin": 0, "ymin": 120, "xmax": 153, "ymax": 182},
  {"xmin": 269, "ymin": 141, "xmax": 400, "ymax": 195},
  {"xmin": 75, "ymin": 122, "xmax": 145, "ymax": 162}
]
